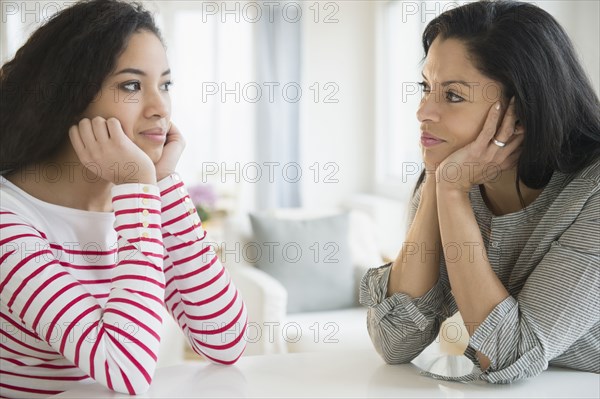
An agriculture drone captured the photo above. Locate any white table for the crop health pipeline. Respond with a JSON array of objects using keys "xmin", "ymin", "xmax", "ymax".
[{"xmin": 53, "ymin": 349, "xmax": 599, "ymax": 398}]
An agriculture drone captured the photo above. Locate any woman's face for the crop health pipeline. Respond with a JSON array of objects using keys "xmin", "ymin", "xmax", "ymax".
[
  {"xmin": 82, "ymin": 30, "xmax": 172, "ymax": 163},
  {"xmin": 417, "ymin": 37, "xmax": 505, "ymax": 167}
]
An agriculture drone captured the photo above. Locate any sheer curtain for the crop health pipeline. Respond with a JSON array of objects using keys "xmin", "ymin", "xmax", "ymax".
[{"xmin": 254, "ymin": 1, "xmax": 302, "ymax": 209}]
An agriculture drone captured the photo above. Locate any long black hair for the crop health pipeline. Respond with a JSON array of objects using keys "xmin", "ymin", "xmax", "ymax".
[
  {"xmin": 414, "ymin": 0, "xmax": 600, "ymax": 192},
  {"xmin": 0, "ymin": 0, "xmax": 163, "ymax": 173}
]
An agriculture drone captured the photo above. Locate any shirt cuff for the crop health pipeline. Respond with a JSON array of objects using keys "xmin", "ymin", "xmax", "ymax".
[
  {"xmin": 111, "ymin": 182, "xmax": 162, "ymax": 254},
  {"xmin": 467, "ymin": 295, "xmax": 518, "ymax": 369},
  {"xmin": 157, "ymin": 173, "xmax": 205, "ymax": 242},
  {"xmin": 359, "ymin": 263, "xmax": 445, "ymax": 331}
]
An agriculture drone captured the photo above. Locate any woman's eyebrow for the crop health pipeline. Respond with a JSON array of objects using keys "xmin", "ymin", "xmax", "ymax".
[
  {"xmin": 113, "ymin": 68, "xmax": 171, "ymax": 76},
  {"xmin": 421, "ymin": 71, "xmax": 472, "ymax": 88}
]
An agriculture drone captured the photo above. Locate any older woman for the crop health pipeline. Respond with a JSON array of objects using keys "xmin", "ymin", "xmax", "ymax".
[{"xmin": 361, "ymin": 0, "xmax": 599, "ymax": 384}]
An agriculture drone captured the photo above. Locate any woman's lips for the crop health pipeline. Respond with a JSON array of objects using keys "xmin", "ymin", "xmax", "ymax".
[
  {"xmin": 139, "ymin": 128, "xmax": 166, "ymax": 143},
  {"xmin": 420, "ymin": 132, "xmax": 445, "ymax": 147}
]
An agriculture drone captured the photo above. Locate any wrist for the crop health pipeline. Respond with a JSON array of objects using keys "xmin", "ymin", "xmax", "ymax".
[
  {"xmin": 138, "ymin": 177, "xmax": 157, "ymax": 185},
  {"xmin": 156, "ymin": 169, "xmax": 173, "ymax": 182},
  {"xmin": 423, "ymin": 173, "xmax": 437, "ymax": 189},
  {"xmin": 137, "ymin": 171, "xmax": 157, "ymax": 185},
  {"xmin": 436, "ymin": 183, "xmax": 470, "ymax": 199}
]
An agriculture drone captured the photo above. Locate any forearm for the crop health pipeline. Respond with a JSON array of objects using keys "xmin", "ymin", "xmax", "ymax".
[
  {"xmin": 362, "ymin": 178, "xmax": 452, "ymax": 363},
  {"xmin": 436, "ymin": 187, "xmax": 509, "ymax": 368},
  {"xmin": 387, "ymin": 178, "xmax": 442, "ymax": 298},
  {"xmin": 158, "ymin": 174, "xmax": 247, "ymax": 363}
]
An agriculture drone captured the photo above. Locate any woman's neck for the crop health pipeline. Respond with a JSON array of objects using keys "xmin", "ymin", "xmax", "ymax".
[
  {"xmin": 5, "ymin": 147, "xmax": 115, "ymax": 212},
  {"xmin": 480, "ymin": 168, "xmax": 544, "ymax": 216}
]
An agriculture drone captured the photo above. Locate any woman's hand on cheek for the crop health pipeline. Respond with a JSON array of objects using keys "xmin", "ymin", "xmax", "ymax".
[
  {"xmin": 69, "ymin": 117, "xmax": 157, "ymax": 185},
  {"xmin": 435, "ymin": 97, "xmax": 524, "ymax": 193},
  {"xmin": 154, "ymin": 122, "xmax": 186, "ymax": 181}
]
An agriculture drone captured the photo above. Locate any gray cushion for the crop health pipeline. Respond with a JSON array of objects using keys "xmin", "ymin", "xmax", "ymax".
[{"xmin": 249, "ymin": 212, "xmax": 354, "ymax": 313}]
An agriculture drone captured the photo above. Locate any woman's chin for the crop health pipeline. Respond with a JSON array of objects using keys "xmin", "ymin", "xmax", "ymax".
[{"xmin": 422, "ymin": 151, "xmax": 449, "ymax": 169}]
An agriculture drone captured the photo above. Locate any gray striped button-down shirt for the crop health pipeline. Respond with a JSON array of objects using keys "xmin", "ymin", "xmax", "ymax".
[{"xmin": 360, "ymin": 159, "xmax": 599, "ymax": 383}]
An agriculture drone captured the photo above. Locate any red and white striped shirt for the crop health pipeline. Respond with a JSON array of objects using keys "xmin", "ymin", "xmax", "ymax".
[{"xmin": 0, "ymin": 174, "xmax": 247, "ymax": 398}]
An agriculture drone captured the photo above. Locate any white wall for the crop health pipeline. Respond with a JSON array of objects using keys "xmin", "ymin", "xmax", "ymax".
[
  {"xmin": 537, "ymin": 0, "xmax": 600, "ymax": 95},
  {"xmin": 298, "ymin": 1, "xmax": 376, "ymax": 210}
]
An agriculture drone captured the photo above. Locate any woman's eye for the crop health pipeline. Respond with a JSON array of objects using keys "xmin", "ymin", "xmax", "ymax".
[
  {"xmin": 446, "ymin": 91, "xmax": 464, "ymax": 102},
  {"xmin": 120, "ymin": 81, "xmax": 141, "ymax": 92},
  {"xmin": 161, "ymin": 81, "xmax": 173, "ymax": 92},
  {"xmin": 418, "ymin": 81, "xmax": 430, "ymax": 93}
]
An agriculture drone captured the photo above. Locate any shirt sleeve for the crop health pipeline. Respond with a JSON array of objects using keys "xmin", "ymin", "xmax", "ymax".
[
  {"xmin": 359, "ymin": 183, "xmax": 455, "ymax": 364},
  {"xmin": 359, "ymin": 262, "xmax": 452, "ymax": 363},
  {"xmin": 157, "ymin": 174, "xmax": 247, "ymax": 365},
  {"xmin": 0, "ymin": 183, "xmax": 166, "ymax": 395},
  {"xmin": 465, "ymin": 189, "xmax": 600, "ymax": 383}
]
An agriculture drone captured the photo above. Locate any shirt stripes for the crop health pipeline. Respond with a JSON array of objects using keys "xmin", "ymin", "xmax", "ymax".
[
  {"xmin": 360, "ymin": 159, "xmax": 600, "ymax": 383},
  {"xmin": 0, "ymin": 174, "xmax": 247, "ymax": 398}
]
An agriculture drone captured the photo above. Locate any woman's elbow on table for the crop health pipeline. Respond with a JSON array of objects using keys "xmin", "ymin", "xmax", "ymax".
[{"xmin": 367, "ymin": 324, "xmax": 426, "ymax": 365}]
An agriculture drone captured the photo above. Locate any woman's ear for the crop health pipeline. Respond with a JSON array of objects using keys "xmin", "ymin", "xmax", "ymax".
[{"xmin": 514, "ymin": 119, "xmax": 525, "ymax": 135}]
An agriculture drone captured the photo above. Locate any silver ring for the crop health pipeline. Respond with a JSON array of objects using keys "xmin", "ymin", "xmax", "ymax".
[{"xmin": 493, "ymin": 138, "xmax": 507, "ymax": 147}]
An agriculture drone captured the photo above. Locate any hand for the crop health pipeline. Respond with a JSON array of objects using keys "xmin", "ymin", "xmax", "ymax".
[
  {"xmin": 421, "ymin": 141, "xmax": 441, "ymax": 186},
  {"xmin": 69, "ymin": 117, "xmax": 157, "ymax": 185},
  {"xmin": 435, "ymin": 97, "xmax": 524, "ymax": 193},
  {"xmin": 154, "ymin": 121, "xmax": 186, "ymax": 181}
]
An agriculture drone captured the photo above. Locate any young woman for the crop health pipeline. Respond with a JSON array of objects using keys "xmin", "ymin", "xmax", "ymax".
[
  {"xmin": 360, "ymin": 0, "xmax": 599, "ymax": 383},
  {"xmin": 0, "ymin": 1, "xmax": 247, "ymax": 397}
]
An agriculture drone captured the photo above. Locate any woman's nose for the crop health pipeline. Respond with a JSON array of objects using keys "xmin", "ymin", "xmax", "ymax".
[
  {"xmin": 144, "ymin": 89, "xmax": 170, "ymax": 119},
  {"xmin": 416, "ymin": 90, "xmax": 440, "ymax": 123}
]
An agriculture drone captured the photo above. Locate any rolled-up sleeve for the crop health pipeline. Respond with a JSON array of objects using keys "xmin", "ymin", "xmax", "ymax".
[
  {"xmin": 359, "ymin": 263, "xmax": 451, "ymax": 364},
  {"xmin": 466, "ymin": 190, "xmax": 600, "ymax": 383}
]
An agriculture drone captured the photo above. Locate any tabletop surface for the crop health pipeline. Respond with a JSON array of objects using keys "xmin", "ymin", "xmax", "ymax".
[{"xmin": 53, "ymin": 349, "xmax": 600, "ymax": 398}]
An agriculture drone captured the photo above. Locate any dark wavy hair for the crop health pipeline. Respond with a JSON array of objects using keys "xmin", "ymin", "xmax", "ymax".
[
  {"xmin": 0, "ymin": 0, "xmax": 163, "ymax": 173},
  {"xmin": 414, "ymin": 0, "xmax": 600, "ymax": 192}
]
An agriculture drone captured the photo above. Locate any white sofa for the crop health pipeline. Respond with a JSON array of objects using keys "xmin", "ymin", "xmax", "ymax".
[{"xmin": 223, "ymin": 208, "xmax": 384, "ymax": 356}]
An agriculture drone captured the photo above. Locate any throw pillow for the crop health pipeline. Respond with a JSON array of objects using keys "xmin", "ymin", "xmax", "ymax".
[{"xmin": 249, "ymin": 212, "xmax": 354, "ymax": 313}]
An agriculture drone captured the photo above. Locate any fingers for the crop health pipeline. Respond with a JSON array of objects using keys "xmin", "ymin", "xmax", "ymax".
[
  {"xmin": 76, "ymin": 118, "xmax": 96, "ymax": 149},
  {"xmin": 70, "ymin": 117, "xmax": 124, "ymax": 156},
  {"xmin": 494, "ymin": 126, "xmax": 524, "ymax": 175},
  {"xmin": 475, "ymin": 100, "xmax": 503, "ymax": 147},
  {"xmin": 164, "ymin": 121, "xmax": 186, "ymax": 147},
  {"xmin": 106, "ymin": 118, "xmax": 128, "ymax": 143},
  {"xmin": 69, "ymin": 124, "xmax": 86, "ymax": 152},
  {"xmin": 166, "ymin": 121, "xmax": 180, "ymax": 137},
  {"xmin": 476, "ymin": 97, "xmax": 519, "ymax": 151},
  {"xmin": 503, "ymin": 130, "xmax": 524, "ymax": 153},
  {"xmin": 494, "ymin": 97, "xmax": 518, "ymax": 145},
  {"xmin": 90, "ymin": 117, "xmax": 111, "ymax": 142}
]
